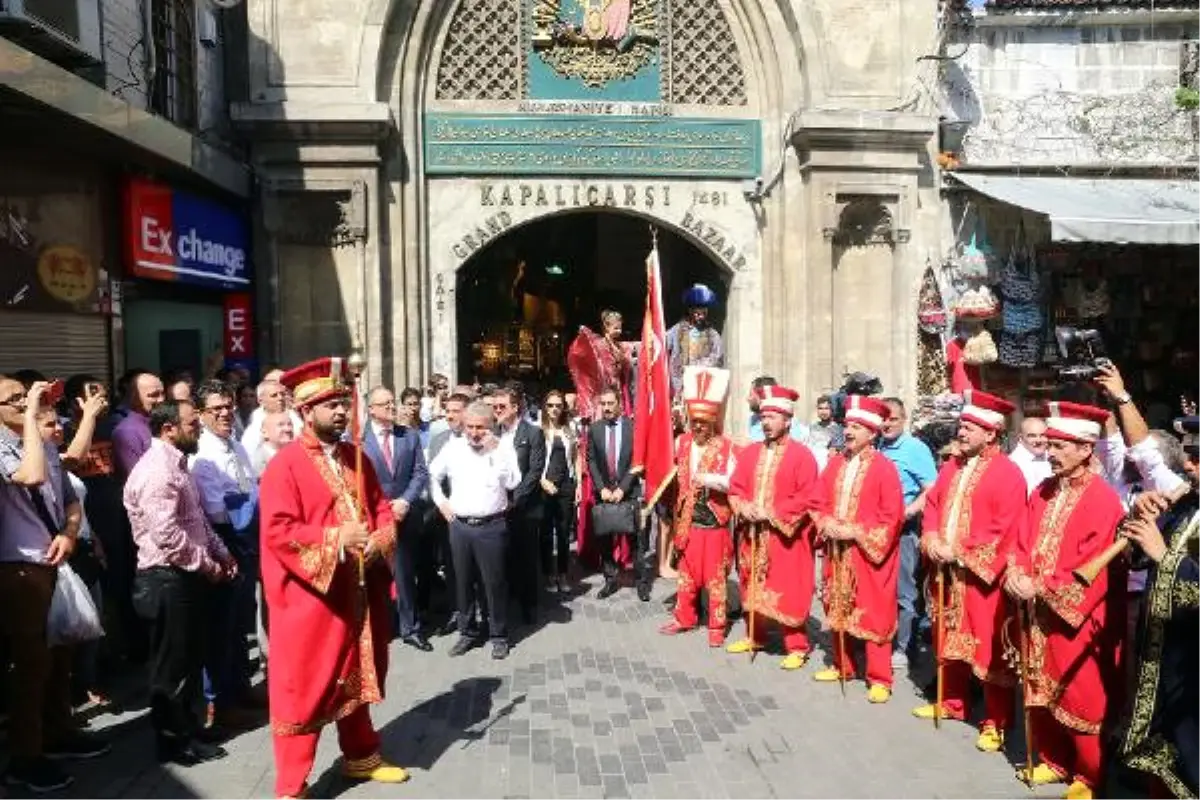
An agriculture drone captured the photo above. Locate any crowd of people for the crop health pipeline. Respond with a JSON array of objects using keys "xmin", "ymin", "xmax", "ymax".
[{"xmin": 0, "ymin": 347, "xmax": 1194, "ymax": 800}]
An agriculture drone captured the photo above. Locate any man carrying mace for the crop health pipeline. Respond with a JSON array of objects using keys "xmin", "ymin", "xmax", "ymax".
[
  {"xmin": 725, "ymin": 384, "xmax": 823, "ymax": 669},
  {"xmin": 659, "ymin": 367, "xmax": 736, "ymax": 647},
  {"xmin": 259, "ymin": 357, "xmax": 408, "ymax": 799},
  {"xmin": 1005, "ymin": 401, "xmax": 1126, "ymax": 800},
  {"xmin": 812, "ymin": 396, "xmax": 905, "ymax": 702},
  {"xmin": 914, "ymin": 390, "xmax": 1025, "ymax": 754}
]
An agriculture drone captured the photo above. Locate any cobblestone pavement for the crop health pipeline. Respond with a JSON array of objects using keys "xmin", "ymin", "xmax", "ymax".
[{"xmin": 53, "ymin": 576, "xmax": 1057, "ymax": 799}]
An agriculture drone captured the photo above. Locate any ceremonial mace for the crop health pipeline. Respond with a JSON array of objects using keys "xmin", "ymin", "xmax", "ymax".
[
  {"xmin": 1074, "ymin": 482, "xmax": 1192, "ymax": 585},
  {"xmin": 933, "ymin": 563, "xmax": 945, "ymax": 730},
  {"xmin": 348, "ymin": 340, "xmax": 368, "ymax": 589},
  {"xmin": 831, "ymin": 538, "xmax": 847, "ymax": 698},
  {"xmin": 1003, "ymin": 599, "xmax": 1037, "ymax": 785},
  {"xmin": 747, "ymin": 522, "xmax": 759, "ymax": 664}
]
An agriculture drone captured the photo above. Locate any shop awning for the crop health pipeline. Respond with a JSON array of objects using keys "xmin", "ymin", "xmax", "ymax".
[{"xmin": 950, "ymin": 173, "xmax": 1200, "ymax": 246}]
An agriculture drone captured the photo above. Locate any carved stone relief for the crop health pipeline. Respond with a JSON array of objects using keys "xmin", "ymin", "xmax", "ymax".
[
  {"xmin": 265, "ymin": 187, "xmax": 366, "ymax": 248},
  {"xmin": 822, "ymin": 194, "xmax": 908, "ymax": 247}
]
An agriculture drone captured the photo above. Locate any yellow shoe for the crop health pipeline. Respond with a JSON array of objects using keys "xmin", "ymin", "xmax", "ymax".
[
  {"xmin": 812, "ymin": 667, "xmax": 844, "ymax": 683},
  {"xmin": 1064, "ymin": 780, "xmax": 1093, "ymax": 800},
  {"xmin": 342, "ymin": 754, "xmax": 410, "ymax": 783},
  {"xmin": 975, "ymin": 725, "xmax": 1004, "ymax": 753},
  {"xmin": 779, "ymin": 652, "xmax": 808, "ymax": 671},
  {"xmin": 866, "ymin": 684, "xmax": 891, "ymax": 704},
  {"xmin": 1017, "ymin": 763, "xmax": 1068, "ymax": 787},
  {"xmin": 725, "ymin": 638, "xmax": 759, "ymax": 655}
]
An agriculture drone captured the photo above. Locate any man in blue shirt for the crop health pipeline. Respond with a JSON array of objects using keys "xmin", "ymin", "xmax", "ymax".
[
  {"xmin": 746, "ymin": 376, "xmax": 809, "ymax": 443},
  {"xmin": 876, "ymin": 397, "xmax": 939, "ymax": 669}
]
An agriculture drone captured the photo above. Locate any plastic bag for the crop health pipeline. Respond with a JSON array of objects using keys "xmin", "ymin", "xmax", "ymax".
[{"xmin": 47, "ymin": 563, "xmax": 104, "ymax": 646}]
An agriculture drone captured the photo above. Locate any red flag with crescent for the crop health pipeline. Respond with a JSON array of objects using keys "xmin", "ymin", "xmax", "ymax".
[{"xmin": 632, "ymin": 239, "xmax": 675, "ymax": 508}]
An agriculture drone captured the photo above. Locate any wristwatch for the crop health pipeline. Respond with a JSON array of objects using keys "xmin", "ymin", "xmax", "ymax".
[{"xmin": 1113, "ymin": 391, "xmax": 1132, "ymax": 406}]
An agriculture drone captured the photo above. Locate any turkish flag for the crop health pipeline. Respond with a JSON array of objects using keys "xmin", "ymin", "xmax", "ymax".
[{"xmin": 632, "ymin": 242, "xmax": 676, "ymax": 509}]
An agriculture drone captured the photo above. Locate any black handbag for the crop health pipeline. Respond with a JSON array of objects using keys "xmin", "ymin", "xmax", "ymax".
[{"xmin": 591, "ymin": 500, "xmax": 639, "ymax": 536}]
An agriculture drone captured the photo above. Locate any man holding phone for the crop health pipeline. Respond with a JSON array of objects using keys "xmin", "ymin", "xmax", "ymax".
[{"xmin": 0, "ymin": 377, "xmax": 109, "ymax": 792}]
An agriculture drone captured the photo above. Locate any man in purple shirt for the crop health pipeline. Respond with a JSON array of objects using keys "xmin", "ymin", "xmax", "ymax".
[
  {"xmin": 112, "ymin": 371, "xmax": 166, "ymax": 481},
  {"xmin": 0, "ymin": 377, "xmax": 110, "ymax": 793}
]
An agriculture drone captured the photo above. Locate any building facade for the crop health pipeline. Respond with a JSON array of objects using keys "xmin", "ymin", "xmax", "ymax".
[
  {"xmin": 0, "ymin": 0, "xmax": 252, "ymax": 382},
  {"xmin": 236, "ymin": 0, "xmax": 944, "ymax": 424}
]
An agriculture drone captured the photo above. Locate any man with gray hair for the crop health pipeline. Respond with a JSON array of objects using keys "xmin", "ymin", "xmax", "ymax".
[
  {"xmin": 429, "ymin": 401, "xmax": 520, "ymax": 660},
  {"xmin": 240, "ymin": 379, "xmax": 302, "ymax": 457}
]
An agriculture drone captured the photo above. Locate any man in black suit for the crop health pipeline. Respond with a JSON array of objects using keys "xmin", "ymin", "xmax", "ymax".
[
  {"xmin": 493, "ymin": 386, "xmax": 546, "ymax": 624},
  {"xmin": 362, "ymin": 386, "xmax": 432, "ymax": 651},
  {"xmin": 587, "ymin": 387, "xmax": 642, "ymax": 599}
]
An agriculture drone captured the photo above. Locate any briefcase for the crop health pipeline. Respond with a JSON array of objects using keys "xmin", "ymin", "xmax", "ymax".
[{"xmin": 591, "ymin": 500, "xmax": 639, "ymax": 536}]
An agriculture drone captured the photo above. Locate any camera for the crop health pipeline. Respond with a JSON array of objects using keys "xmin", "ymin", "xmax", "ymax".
[
  {"xmin": 1054, "ymin": 326, "xmax": 1113, "ymax": 381},
  {"xmin": 831, "ymin": 371, "xmax": 883, "ymax": 423}
]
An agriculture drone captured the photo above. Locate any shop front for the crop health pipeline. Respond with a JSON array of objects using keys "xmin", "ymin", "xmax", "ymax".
[
  {"xmin": 121, "ymin": 177, "xmax": 253, "ymax": 382},
  {"xmin": 0, "ymin": 148, "xmax": 113, "ymax": 380},
  {"xmin": 917, "ymin": 173, "xmax": 1199, "ymax": 432}
]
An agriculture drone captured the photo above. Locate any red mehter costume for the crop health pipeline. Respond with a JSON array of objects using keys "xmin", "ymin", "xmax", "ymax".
[
  {"xmin": 918, "ymin": 390, "xmax": 1024, "ymax": 738},
  {"xmin": 259, "ymin": 357, "xmax": 404, "ymax": 799},
  {"xmin": 1010, "ymin": 401, "xmax": 1126, "ymax": 795},
  {"xmin": 814, "ymin": 396, "xmax": 905, "ymax": 695},
  {"xmin": 662, "ymin": 367, "xmax": 735, "ymax": 646},
  {"xmin": 727, "ymin": 385, "xmax": 823, "ymax": 663}
]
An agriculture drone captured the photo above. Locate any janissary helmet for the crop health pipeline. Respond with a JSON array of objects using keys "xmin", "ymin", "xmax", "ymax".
[
  {"xmin": 683, "ymin": 366, "xmax": 731, "ymax": 425},
  {"xmin": 756, "ymin": 385, "xmax": 799, "ymax": 417},
  {"xmin": 682, "ymin": 283, "xmax": 717, "ymax": 309},
  {"xmin": 280, "ymin": 357, "xmax": 352, "ymax": 409},
  {"xmin": 959, "ymin": 389, "xmax": 1015, "ymax": 432},
  {"xmin": 1043, "ymin": 401, "xmax": 1109, "ymax": 444},
  {"xmin": 844, "ymin": 395, "xmax": 892, "ymax": 434}
]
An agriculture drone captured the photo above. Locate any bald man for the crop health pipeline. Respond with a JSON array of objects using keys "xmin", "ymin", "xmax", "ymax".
[{"xmin": 1009, "ymin": 417, "xmax": 1052, "ymax": 496}]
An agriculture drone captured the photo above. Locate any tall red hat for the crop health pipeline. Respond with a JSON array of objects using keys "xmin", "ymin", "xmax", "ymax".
[
  {"xmin": 279, "ymin": 357, "xmax": 350, "ymax": 409},
  {"xmin": 960, "ymin": 389, "xmax": 1015, "ymax": 432},
  {"xmin": 683, "ymin": 366, "xmax": 730, "ymax": 423},
  {"xmin": 1043, "ymin": 400, "xmax": 1108, "ymax": 443},
  {"xmin": 757, "ymin": 385, "xmax": 799, "ymax": 417},
  {"xmin": 844, "ymin": 395, "xmax": 891, "ymax": 433}
]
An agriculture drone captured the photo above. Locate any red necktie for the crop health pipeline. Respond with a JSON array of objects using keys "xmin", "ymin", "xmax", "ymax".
[
  {"xmin": 607, "ymin": 424, "xmax": 618, "ymax": 478},
  {"xmin": 381, "ymin": 430, "xmax": 393, "ymax": 472}
]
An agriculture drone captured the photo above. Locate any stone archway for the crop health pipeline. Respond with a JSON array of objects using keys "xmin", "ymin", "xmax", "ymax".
[{"xmin": 426, "ymin": 178, "xmax": 759, "ymax": 391}]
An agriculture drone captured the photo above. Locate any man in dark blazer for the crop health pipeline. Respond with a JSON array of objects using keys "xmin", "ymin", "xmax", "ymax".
[
  {"xmin": 587, "ymin": 387, "xmax": 642, "ymax": 599},
  {"xmin": 493, "ymin": 385, "xmax": 546, "ymax": 624},
  {"xmin": 363, "ymin": 386, "xmax": 431, "ymax": 651}
]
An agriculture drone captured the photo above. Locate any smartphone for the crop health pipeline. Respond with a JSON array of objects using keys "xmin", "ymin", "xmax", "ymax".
[{"xmin": 45, "ymin": 379, "xmax": 64, "ymax": 406}]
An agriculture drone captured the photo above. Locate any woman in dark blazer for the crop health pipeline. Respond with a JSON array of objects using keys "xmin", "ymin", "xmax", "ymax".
[{"xmin": 538, "ymin": 390, "xmax": 578, "ymax": 593}]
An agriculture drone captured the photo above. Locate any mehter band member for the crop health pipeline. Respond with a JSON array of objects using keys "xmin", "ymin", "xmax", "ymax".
[
  {"xmin": 914, "ymin": 390, "xmax": 1025, "ymax": 753},
  {"xmin": 665, "ymin": 284, "xmax": 724, "ymax": 402},
  {"xmin": 726, "ymin": 384, "xmax": 823, "ymax": 669},
  {"xmin": 660, "ymin": 367, "xmax": 736, "ymax": 647},
  {"xmin": 259, "ymin": 357, "xmax": 406, "ymax": 799},
  {"xmin": 1118, "ymin": 417, "xmax": 1198, "ymax": 798},
  {"xmin": 1006, "ymin": 401, "xmax": 1126, "ymax": 800},
  {"xmin": 812, "ymin": 395, "xmax": 905, "ymax": 703}
]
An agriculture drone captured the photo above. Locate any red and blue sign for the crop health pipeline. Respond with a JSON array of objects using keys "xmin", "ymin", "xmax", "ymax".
[{"xmin": 124, "ymin": 177, "xmax": 250, "ymax": 290}]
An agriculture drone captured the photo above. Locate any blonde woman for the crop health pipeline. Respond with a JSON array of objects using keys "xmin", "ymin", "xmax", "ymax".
[{"xmin": 539, "ymin": 390, "xmax": 578, "ymax": 593}]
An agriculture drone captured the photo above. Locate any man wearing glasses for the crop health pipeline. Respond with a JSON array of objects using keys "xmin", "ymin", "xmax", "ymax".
[{"xmin": 189, "ymin": 379, "xmax": 260, "ymax": 732}]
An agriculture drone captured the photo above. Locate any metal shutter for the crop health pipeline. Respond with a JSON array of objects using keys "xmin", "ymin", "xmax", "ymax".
[{"xmin": 0, "ymin": 311, "xmax": 111, "ymax": 382}]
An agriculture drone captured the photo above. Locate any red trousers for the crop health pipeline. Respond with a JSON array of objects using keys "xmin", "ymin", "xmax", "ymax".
[
  {"xmin": 746, "ymin": 618, "xmax": 809, "ymax": 654},
  {"xmin": 674, "ymin": 527, "xmax": 733, "ymax": 632},
  {"xmin": 1033, "ymin": 709, "xmax": 1102, "ymax": 789},
  {"xmin": 829, "ymin": 632, "xmax": 893, "ymax": 688},
  {"xmin": 940, "ymin": 661, "xmax": 1013, "ymax": 729},
  {"xmin": 273, "ymin": 705, "xmax": 380, "ymax": 797}
]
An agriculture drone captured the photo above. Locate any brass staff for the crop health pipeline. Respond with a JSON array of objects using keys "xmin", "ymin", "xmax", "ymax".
[
  {"xmin": 1017, "ymin": 600, "xmax": 1036, "ymax": 783},
  {"xmin": 831, "ymin": 538, "xmax": 847, "ymax": 698},
  {"xmin": 934, "ymin": 564, "xmax": 945, "ymax": 730},
  {"xmin": 348, "ymin": 345, "xmax": 368, "ymax": 589},
  {"xmin": 748, "ymin": 523, "xmax": 759, "ymax": 664}
]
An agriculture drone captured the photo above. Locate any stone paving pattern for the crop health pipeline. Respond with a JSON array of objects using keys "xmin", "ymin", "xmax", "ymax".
[{"xmin": 48, "ymin": 577, "xmax": 1061, "ymax": 799}]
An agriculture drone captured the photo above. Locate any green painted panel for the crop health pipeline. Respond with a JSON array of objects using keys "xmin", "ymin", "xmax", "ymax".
[{"xmin": 424, "ymin": 113, "xmax": 761, "ymax": 178}]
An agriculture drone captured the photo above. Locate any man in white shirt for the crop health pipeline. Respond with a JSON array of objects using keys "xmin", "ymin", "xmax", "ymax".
[
  {"xmin": 250, "ymin": 411, "xmax": 294, "ymax": 477},
  {"xmin": 189, "ymin": 379, "xmax": 260, "ymax": 730},
  {"xmin": 1009, "ymin": 416, "xmax": 1053, "ymax": 496},
  {"xmin": 240, "ymin": 379, "xmax": 303, "ymax": 457},
  {"xmin": 429, "ymin": 402, "xmax": 520, "ymax": 660}
]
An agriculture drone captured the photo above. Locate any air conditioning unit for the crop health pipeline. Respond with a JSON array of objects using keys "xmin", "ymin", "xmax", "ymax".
[{"xmin": 0, "ymin": 0, "xmax": 103, "ymax": 66}]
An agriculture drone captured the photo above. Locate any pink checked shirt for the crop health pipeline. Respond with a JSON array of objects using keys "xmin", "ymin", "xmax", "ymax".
[{"xmin": 123, "ymin": 438, "xmax": 229, "ymax": 574}]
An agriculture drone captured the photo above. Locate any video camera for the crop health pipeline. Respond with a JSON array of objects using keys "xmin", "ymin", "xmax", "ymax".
[
  {"xmin": 1054, "ymin": 326, "xmax": 1112, "ymax": 382},
  {"xmin": 831, "ymin": 371, "xmax": 883, "ymax": 423}
]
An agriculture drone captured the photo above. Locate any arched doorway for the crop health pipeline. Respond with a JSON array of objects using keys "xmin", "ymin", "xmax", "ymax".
[{"xmin": 455, "ymin": 210, "xmax": 729, "ymax": 390}]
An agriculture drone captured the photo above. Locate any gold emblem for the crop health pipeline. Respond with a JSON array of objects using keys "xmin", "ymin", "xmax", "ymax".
[
  {"xmin": 531, "ymin": 0, "xmax": 659, "ymax": 88},
  {"xmin": 37, "ymin": 245, "xmax": 95, "ymax": 304}
]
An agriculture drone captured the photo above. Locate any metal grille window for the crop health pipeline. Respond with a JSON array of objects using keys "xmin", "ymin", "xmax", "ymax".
[{"xmin": 149, "ymin": 0, "xmax": 197, "ymax": 129}]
